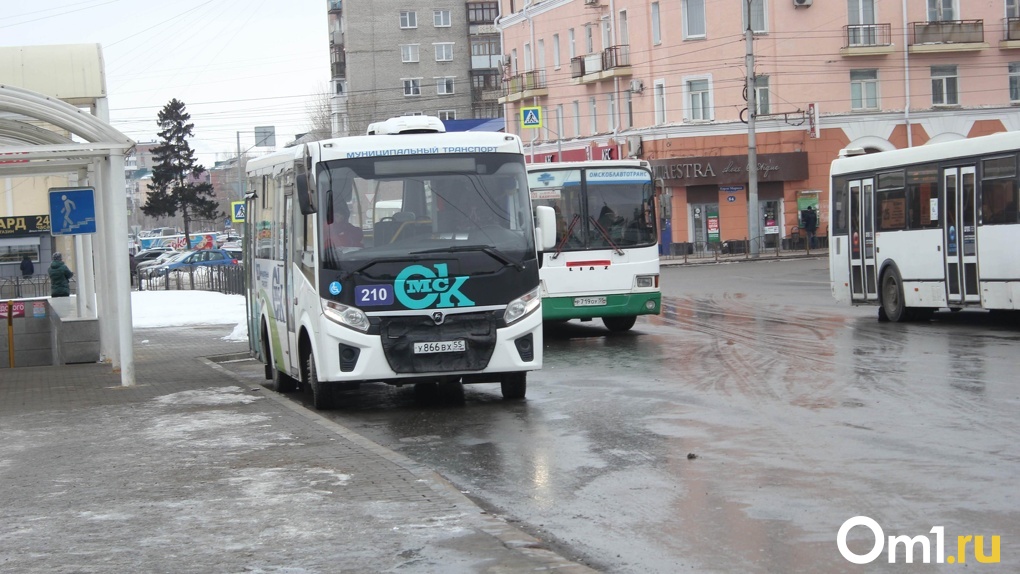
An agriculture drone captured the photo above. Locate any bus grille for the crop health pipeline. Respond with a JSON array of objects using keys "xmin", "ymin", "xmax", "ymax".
[{"xmin": 379, "ymin": 312, "xmax": 497, "ymax": 374}]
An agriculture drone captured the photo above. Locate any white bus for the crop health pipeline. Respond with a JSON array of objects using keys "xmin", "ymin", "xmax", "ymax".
[
  {"xmin": 245, "ymin": 116, "xmax": 556, "ymax": 408},
  {"xmin": 830, "ymin": 131, "xmax": 1020, "ymax": 322},
  {"xmin": 527, "ymin": 160, "xmax": 661, "ymax": 331}
]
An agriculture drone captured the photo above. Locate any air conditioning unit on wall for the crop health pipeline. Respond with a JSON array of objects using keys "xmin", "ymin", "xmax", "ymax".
[
  {"xmin": 793, "ymin": 0, "xmax": 813, "ymax": 7},
  {"xmin": 630, "ymin": 79, "xmax": 644, "ymax": 93}
]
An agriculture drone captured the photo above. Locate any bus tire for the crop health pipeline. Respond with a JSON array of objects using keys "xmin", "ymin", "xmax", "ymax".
[
  {"xmin": 307, "ymin": 353, "xmax": 333, "ymax": 410},
  {"xmin": 501, "ymin": 372, "xmax": 527, "ymax": 400},
  {"xmin": 603, "ymin": 315, "xmax": 637, "ymax": 332},
  {"xmin": 263, "ymin": 322, "xmax": 297, "ymax": 393},
  {"xmin": 880, "ymin": 268, "xmax": 909, "ymax": 323}
]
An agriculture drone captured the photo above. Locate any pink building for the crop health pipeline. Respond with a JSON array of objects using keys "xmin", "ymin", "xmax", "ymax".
[{"xmin": 497, "ymin": 0, "xmax": 1020, "ymax": 251}]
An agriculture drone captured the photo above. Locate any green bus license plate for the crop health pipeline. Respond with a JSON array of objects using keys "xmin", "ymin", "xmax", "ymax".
[
  {"xmin": 574, "ymin": 296, "xmax": 606, "ymax": 307},
  {"xmin": 413, "ymin": 340, "xmax": 467, "ymax": 354}
]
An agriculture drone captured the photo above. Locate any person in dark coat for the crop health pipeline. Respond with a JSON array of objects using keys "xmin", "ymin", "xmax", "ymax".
[
  {"xmin": 49, "ymin": 252, "xmax": 74, "ymax": 297},
  {"xmin": 129, "ymin": 253, "xmax": 138, "ymax": 286},
  {"xmin": 20, "ymin": 254, "xmax": 34, "ymax": 277}
]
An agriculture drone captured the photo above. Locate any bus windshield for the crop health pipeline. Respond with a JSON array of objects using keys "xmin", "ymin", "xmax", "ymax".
[
  {"xmin": 530, "ymin": 167, "xmax": 656, "ymax": 250},
  {"xmin": 317, "ymin": 154, "xmax": 535, "ymax": 271}
]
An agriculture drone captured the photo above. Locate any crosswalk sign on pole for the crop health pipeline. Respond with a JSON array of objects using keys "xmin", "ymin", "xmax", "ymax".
[
  {"xmin": 520, "ymin": 106, "xmax": 543, "ymax": 129},
  {"xmin": 231, "ymin": 201, "xmax": 246, "ymax": 223}
]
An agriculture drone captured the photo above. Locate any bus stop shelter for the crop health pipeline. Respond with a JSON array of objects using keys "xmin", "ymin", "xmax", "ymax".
[{"xmin": 1, "ymin": 44, "xmax": 136, "ymax": 386}]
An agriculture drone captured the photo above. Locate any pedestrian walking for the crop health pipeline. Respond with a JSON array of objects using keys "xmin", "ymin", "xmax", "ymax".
[
  {"xmin": 802, "ymin": 205, "xmax": 819, "ymax": 249},
  {"xmin": 129, "ymin": 252, "xmax": 138, "ymax": 287},
  {"xmin": 49, "ymin": 252, "xmax": 74, "ymax": 297},
  {"xmin": 20, "ymin": 254, "xmax": 34, "ymax": 277}
]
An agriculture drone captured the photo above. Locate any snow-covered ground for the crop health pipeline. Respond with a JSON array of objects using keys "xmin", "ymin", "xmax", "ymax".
[{"xmin": 131, "ymin": 291, "xmax": 247, "ymax": 341}]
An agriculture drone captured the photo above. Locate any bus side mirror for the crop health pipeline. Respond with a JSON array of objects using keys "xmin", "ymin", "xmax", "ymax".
[
  {"xmin": 296, "ymin": 172, "xmax": 317, "ymax": 215},
  {"xmin": 534, "ymin": 205, "xmax": 556, "ymax": 251}
]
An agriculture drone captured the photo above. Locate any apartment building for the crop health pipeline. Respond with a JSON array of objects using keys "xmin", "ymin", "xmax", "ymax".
[
  {"xmin": 328, "ymin": 0, "xmax": 504, "ymax": 138},
  {"xmin": 497, "ymin": 0, "xmax": 1020, "ymax": 251}
]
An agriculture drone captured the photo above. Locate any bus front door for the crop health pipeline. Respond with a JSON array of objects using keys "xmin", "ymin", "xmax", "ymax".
[
  {"xmin": 282, "ymin": 193, "xmax": 297, "ymax": 373},
  {"xmin": 848, "ymin": 178, "xmax": 878, "ymax": 302},
  {"xmin": 943, "ymin": 166, "xmax": 980, "ymax": 305}
]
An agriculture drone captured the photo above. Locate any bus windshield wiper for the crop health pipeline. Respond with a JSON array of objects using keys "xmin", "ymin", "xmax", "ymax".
[
  {"xmin": 411, "ymin": 244, "xmax": 523, "ymax": 271},
  {"xmin": 589, "ymin": 216, "xmax": 625, "ymax": 255}
]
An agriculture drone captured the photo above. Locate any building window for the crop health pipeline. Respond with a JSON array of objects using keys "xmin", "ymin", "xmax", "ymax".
[
  {"xmin": 434, "ymin": 10, "xmax": 451, "ymax": 27},
  {"xmin": 400, "ymin": 11, "xmax": 417, "ymax": 29},
  {"xmin": 435, "ymin": 43, "xmax": 454, "ymax": 62},
  {"xmin": 683, "ymin": 0, "xmax": 706, "ymax": 39},
  {"xmin": 1009, "ymin": 0, "xmax": 1020, "ymax": 19},
  {"xmin": 651, "ymin": 2, "xmax": 662, "ymax": 45},
  {"xmin": 553, "ymin": 33, "xmax": 561, "ymax": 68},
  {"xmin": 438, "ymin": 110, "xmax": 456, "ymax": 121},
  {"xmin": 931, "ymin": 65, "xmax": 959, "ymax": 106},
  {"xmin": 573, "ymin": 100, "xmax": 581, "ymax": 137},
  {"xmin": 755, "ymin": 75, "xmax": 770, "ymax": 115},
  {"xmin": 608, "ymin": 93, "xmax": 616, "ymax": 132},
  {"xmin": 654, "ymin": 80, "xmax": 667, "ymax": 124},
  {"xmin": 537, "ymin": 38, "xmax": 546, "ymax": 71},
  {"xmin": 742, "ymin": 0, "xmax": 767, "ymax": 34},
  {"xmin": 556, "ymin": 104, "xmax": 564, "ymax": 139},
  {"xmin": 850, "ymin": 69, "xmax": 879, "ymax": 110},
  {"xmin": 467, "ymin": 2, "xmax": 499, "ymax": 24},
  {"xmin": 1010, "ymin": 63, "xmax": 1020, "ymax": 103},
  {"xmin": 586, "ymin": 25, "xmax": 595, "ymax": 54},
  {"xmin": 589, "ymin": 97, "xmax": 598, "ymax": 134},
  {"xmin": 436, "ymin": 77, "xmax": 455, "ymax": 95},
  {"xmin": 687, "ymin": 78, "xmax": 711, "ymax": 121},
  {"xmin": 927, "ymin": 0, "xmax": 957, "ymax": 21},
  {"xmin": 625, "ymin": 90, "xmax": 634, "ymax": 129},
  {"xmin": 401, "ymin": 44, "xmax": 420, "ymax": 63},
  {"xmin": 471, "ymin": 70, "xmax": 499, "ymax": 91},
  {"xmin": 403, "ymin": 78, "xmax": 421, "ymax": 96},
  {"xmin": 619, "ymin": 10, "xmax": 630, "ymax": 45}
]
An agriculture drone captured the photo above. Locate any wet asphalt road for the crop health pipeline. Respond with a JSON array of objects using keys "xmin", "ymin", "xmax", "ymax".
[{"xmin": 288, "ymin": 258, "xmax": 1020, "ymax": 572}]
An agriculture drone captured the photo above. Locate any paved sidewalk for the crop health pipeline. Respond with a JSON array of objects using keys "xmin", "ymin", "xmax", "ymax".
[{"xmin": 0, "ymin": 325, "xmax": 595, "ymax": 573}]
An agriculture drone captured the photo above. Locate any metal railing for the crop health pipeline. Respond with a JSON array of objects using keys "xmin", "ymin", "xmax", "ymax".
[
  {"xmin": 502, "ymin": 70, "xmax": 547, "ymax": 95},
  {"xmin": 1005, "ymin": 17, "xmax": 1020, "ymax": 41},
  {"xmin": 660, "ymin": 229, "xmax": 828, "ymax": 263},
  {"xmin": 0, "ymin": 276, "xmax": 78, "ymax": 299},
  {"xmin": 843, "ymin": 23, "xmax": 893, "ymax": 48},
  {"xmin": 911, "ymin": 19, "xmax": 984, "ymax": 45},
  {"xmin": 139, "ymin": 266, "xmax": 245, "ymax": 295}
]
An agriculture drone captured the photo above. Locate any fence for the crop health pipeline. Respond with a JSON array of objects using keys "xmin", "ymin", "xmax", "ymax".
[
  {"xmin": 139, "ymin": 265, "xmax": 245, "ymax": 295},
  {"xmin": 0, "ymin": 276, "xmax": 78, "ymax": 299},
  {"xmin": 661, "ymin": 228, "xmax": 828, "ymax": 263}
]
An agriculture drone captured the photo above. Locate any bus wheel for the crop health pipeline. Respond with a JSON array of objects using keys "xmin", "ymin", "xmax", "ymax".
[
  {"xmin": 880, "ymin": 268, "xmax": 909, "ymax": 323},
  {"xmin": 500, "ymin": 372, "xmax": 527, "ymax": 400},
  {"xmin": 307, "ymin": 353, "xmax": 333, "ymax": 410},
  {"xmin": 603, "ymin": 315, "xmax": 637, "ymax": 332},
  {"xmin": 263, "ymin": 323, "xmax": 297, "ymax": 393}
]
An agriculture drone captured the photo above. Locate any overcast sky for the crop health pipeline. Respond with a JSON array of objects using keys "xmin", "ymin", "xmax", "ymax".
[{"xmin": 1, "ymin": 0, "xmax": 330, "ymax": 166}]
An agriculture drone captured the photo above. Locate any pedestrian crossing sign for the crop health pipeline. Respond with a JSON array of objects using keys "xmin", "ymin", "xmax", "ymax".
[
  {"xmin": 231, "ymin": 201, "xmax": 246, "ymax": 223},
  {"xmin": 520, "ymin": 106, "xmax": 543, "ymax": 129}
]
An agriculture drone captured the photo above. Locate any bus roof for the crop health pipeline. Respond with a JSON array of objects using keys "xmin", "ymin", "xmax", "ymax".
[
  {"xmin": 830, "ymin": 131, "xmax": 1020, "ymax": 177},
  {"xmin": 526, "ymin": 159, "xmax": 651, "ymax": 171},
  {"xmin": 247, "ymin": 131, "xmax": 525, "ymax": 175}
]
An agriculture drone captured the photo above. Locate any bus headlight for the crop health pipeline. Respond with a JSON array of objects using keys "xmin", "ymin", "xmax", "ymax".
[
  {"xmin": 322, "ymin": 299, "xmax": 370, "ymax": 332},
  {"xmin": 504, "ymin": 286, "xmax": 541, "ymax": 325},
  {"xmin": 635, "ymin": 274, "xmax": 658, "ymax": 289}
]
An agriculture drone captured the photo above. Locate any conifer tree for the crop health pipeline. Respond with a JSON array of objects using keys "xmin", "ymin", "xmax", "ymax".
[{"xmin": 142, "ymin": 98, "xmax": 221, "ymax": 245}]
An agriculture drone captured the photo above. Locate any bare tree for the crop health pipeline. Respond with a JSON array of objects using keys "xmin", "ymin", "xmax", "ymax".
[{"xmin": 304, "ymin": 83, "xmax": 332, "ymax": 141}]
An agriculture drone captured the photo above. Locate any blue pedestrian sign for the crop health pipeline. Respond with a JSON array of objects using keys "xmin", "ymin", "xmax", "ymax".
[
  {"xmin": 231, "ymin": 201, "xmax": 246, "ymax": 223},
  {"xmin": 520, "ymin": 106, "xmax": 543, "ymax": 129},
  {"xmin": 48, "ymin": 187, "xmax": 97, "ymax": 235}
]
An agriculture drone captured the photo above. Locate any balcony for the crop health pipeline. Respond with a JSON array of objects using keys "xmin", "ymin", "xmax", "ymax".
[
  {"xmin": 840, "ymin": 23, "xmax": 894, "ymax": 56},
  {"xmin": 328, "ymin": 0, "xmax": 341, "ymax": 13},
  {"xmin": 909, "ymin": 20, "xmax": 988, "ymax": 53},
  {"xmin": 570, "ymin": 45, "xmax": 631, "ymax": 84},
  {"xmin": 331, "ymin": 60, "xmax": 346, "ymax": 79},
  {"xmin": 497, "ymin": 70, "xmax": 548, "ymax": 103},
  {"xmin": 1001, "ymin": 17, "xmax": 1020, "ymax": 48},
  {"xmin": 471, "ymin": 86, "xmax": 502, "ymax": 102}
]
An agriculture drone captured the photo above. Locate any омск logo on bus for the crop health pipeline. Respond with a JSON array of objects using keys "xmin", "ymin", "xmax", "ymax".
[{"xmin": 395, "ymin": 263, "xmax": 475, "ymax": 309}]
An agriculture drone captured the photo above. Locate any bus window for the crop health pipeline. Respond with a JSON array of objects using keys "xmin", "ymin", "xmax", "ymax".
[{"xmin": 981, "ymin": 156, "xmax": 1019, "ymax": 225}]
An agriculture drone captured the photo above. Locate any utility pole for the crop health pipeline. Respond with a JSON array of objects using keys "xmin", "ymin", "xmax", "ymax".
[{"xmin": 745, "ymin": 0, "xmax": 760, "ymax": 258}]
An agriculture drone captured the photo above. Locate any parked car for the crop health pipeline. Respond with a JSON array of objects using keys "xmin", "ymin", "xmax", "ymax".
[
  {"xmin": 137, "ymin": 251, "xmax": 185, "ymax": 277},
  {"xmin": 135, "ymin": 247, "xmax": 175, "ymax": 263},
  {"xmin": 150, "ymin": 249, "xmax": 239, "ymax": 275}
]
